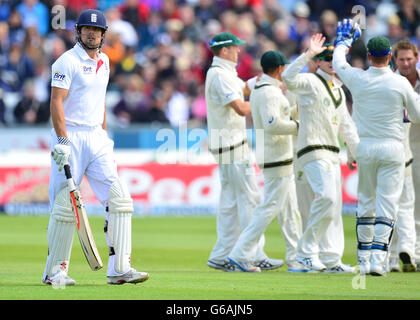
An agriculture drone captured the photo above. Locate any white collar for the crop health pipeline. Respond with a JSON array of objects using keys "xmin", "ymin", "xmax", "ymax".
[
  {"xmin": 212, "ymin": 56, "xmax": 237, "ymax": 72},
  {"xmin": 258, "ymin": 73, "xmax": 281, "ymax": 87},
  {"xmin": 74, "ymin": 42, "xmax": 100, "ymax": 61},
  {"xmin": 316, "ymin": 68, "xmax": 342, "ymax": 88}
]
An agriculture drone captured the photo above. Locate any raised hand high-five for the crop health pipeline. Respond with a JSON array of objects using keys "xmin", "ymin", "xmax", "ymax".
[{"xmin": 306, "ymin": 33, "xmax": 327, "ymax": 59}]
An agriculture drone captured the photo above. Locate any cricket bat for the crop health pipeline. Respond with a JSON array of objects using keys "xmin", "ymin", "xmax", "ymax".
[{"xmin": 63, "ymin": 164, "xmax": 103, "ymax": 271}]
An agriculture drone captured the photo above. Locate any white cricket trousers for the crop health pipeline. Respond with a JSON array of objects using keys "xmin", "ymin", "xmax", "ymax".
[
  {"xmin": 356, "ymin": 138, "xmax": 404, "ymax": 263},
  {"xmin": 389, "ymin": 173, "xmax": 416, "ymax": 260},
  {"xmin": 229, "ymin": 174, "xmax": 301, "ymax": 264},
  {"xmin": 48, "ymin": 125, "xmax": 121, "ymax": 276},
  {"xmin": 295, "ymin": 158, "xmax": 343, "ymax": 268},
  {"xmin": 49, "ymin": 125, "xmax": 118, "ymax": 207},
  {"xmin": 209, "ymin": 160, "xmax": 267, "ymax": 263},
  {"xmin": 409, "ymin": 123, "xmax": 420, "ymax": 263}
]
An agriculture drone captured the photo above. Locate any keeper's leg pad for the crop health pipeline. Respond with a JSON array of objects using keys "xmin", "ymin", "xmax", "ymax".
[
  {"xmin": 356, "ymin": 217, "xmax": 375, "ymax": 264},
  {"xmin": 372, "ymin": 217, "xmax": 395, "ymax": 251},
  {"xmin": 107, "ymin": 179, "xmax": 134, "ymax": 274},
  {"xmin": 43, "ymin": 187, "xmax": 76, "ymax": 280}
]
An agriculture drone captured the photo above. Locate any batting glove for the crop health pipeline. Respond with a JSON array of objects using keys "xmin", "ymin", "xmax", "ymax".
[
  {"xmin": 52, "ymin": 137, "xmax": 71, "ymax": 172},
  {"xmin": 334, "ymin": 19, "xmax": 361, "ymax": 48}
]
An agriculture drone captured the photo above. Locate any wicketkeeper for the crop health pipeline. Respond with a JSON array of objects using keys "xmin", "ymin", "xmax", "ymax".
[{"xmin": 333, "ymin": 19, "xmax": 420, "ymax": 276}]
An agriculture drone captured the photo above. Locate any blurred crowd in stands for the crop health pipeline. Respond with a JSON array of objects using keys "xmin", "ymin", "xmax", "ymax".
[{"xmin": 0, "ymin": 0, "xmax": 420, "ymax": 128}]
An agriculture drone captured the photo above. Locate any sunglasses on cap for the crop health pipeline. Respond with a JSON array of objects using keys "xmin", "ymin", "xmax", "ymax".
[{"xmin": 323, "ymin": 56, "xmax": 333, "ymax": 62}]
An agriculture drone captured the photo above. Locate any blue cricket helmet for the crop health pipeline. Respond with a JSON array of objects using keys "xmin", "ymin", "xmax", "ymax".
[
  {"xmin": 75, "ymin": 9, "xmax": 108, "ymax": 49},
  {"xmin": 75, "ymin": 9, "xmax": 108, "ymax": 31}
]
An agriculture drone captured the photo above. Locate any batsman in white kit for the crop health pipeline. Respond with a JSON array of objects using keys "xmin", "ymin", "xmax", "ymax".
[
  {"xmin": 333, "ymin": 19, "xmax": 420, "ymax": 276},
  {"xmin": 42, "ymin": 9, "xmax": 149, "ymax": 286}
]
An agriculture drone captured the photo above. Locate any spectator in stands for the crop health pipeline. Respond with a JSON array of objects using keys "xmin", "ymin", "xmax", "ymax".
[
  {"xmin": 113, "ymin": 74, "xmax": 146, "ymax": 127},
  {"xmin": 272, "ymin": 19, "xmax": 298, "ymax": 58},
  {"xmin": 13, "ymin": 79, "xmax": 49, "ymax": 124},
  {"xmin": 17, "ymin": 0, "xmax": 49, "ymax": 36},
  {"xmin": 160, "ymin": 78, "xmax": 190, "ymax": 127},
  {"xmin": 0, "ymin": 88, "xmax": 5, "ymax": 125},
  {"xmin": 106, "ymin": 6, "xmax": 139, "ymax": 48},
  {"xmin": 119, "ymin": 0, "xmax": 150, "ymax": 29},
  {"xmin": 0, "ymin": 21, "xmax": 9, "ymax": 66},
  {"xmin": 0, "ymin": 1, "xmax": 10, "ymax": 21},
  {"xmin": 289, "ymin": 2, "xmax": 311, "ymax": 52},
  {"xmin": 319, "ymin": 9, "xmax": 338, "ymax": 42},
  {"xmin": 23, "ymin": 25, "xmax": 44, "ymax": 62},
  {"xmin": 0, "ymin": 40, "xmax": 34, "ymax": 92},
  {"xmin": 195, "ymin": 0, "xmax": 218, "ymax": 24},
  {"xmin": 8, "ymin": 9, "xmax": 25, "ymax": 47},
  {"xmin": 397, "ymin": 0, "xmax": 420, "ymax": 37},
  {"xmin": 179, "ymin": 4, "xmax": 202, "ymax": 43},
  {"xmin": 388, "ymin": 14, "xmax": 406, "ymax": 45}
]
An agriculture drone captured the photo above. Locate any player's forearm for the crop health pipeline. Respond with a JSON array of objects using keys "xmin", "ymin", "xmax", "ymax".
[
  {"xmin": 282, "ymin": 53, "xmax": 311, "ymax": 91},
  {"xmin": 102, "ymin": 104, "xmax": 107, "ymax": 131},
  {"xmin": 50, "ymin": 99, "xmax": 67, "ymax": 138},
  {"xmin": 405, "ymin": 90, "xmax": 420, "ymax": 123},
  {"xmin": 264, "ymin": 118, "xmax": 298, "ymax": 136},
  {"xmin": 229, "ymin": 99, "xmax": 251, "ymax": 116},
  {"xmin": 332, "ymin": 46, "xmax": 352, "ymax": 84},
  {"xmin": 338, "ymin": 107, "xmax": 359, "ymax": 156}
]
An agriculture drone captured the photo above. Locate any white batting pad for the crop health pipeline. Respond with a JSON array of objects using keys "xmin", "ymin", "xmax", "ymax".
[
  {"xmin": 107, "ymin": 179, "xmax": 134, "ymax": 274},
  {"xmin": 43, "ymin": 187, "xmax": 76, "ymax": 279}
]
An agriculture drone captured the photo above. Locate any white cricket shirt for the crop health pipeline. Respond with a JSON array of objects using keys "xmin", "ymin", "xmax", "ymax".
[
  {"xmin": 333, "ymin": 45, "xmax": 420, "ymax": 141},
  {"xmin": 205, "ymin": 56, "xmax": 248, "ymax": 162},
  {"xmin": 51, "ymin": 42, "xmax": 110, "ymax": 127}
]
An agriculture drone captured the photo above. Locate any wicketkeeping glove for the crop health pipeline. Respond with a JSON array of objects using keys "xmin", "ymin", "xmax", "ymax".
[
  {"xmin": 334, "ymin": 19, "xmax": 362, "ymax": 48},
  {"xmin": 52, "ymin": 137, "xmax": 71, "ymax": 172}
]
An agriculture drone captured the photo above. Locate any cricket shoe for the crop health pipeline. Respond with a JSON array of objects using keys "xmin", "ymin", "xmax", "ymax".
[
  {"xmin": 227, "ymin": 257, "xmax": 261, "ymax": 273},
  {"xmin": 358, "ymin": 261, "xmax": 370, "ymax": 275},
  {"xmin": 399, "ymin": 252, "xmax": 417, "ymax": 272},
  {"xmin": 387, "ymin": 257, "xmax": 401, "ymax": 272},
  {"xmin": 296, "ymin": 256, "xmax": 326, "ymax": 272},
  {"xmin": 254, "ymin": 258, "xmax": 284, "ymax": 271},
  {"xmin": 287, "ymin": 262, "xmax": 314, "ymax": 273},
  {"xmin": 370, "ymin": 263, "xmax": 387, "ymax": 276},
  {"xmin": 207, "ymin": 259, "xmax": 239, "ymax": 272},
  {"xmin": 326, "ymin": 263, "xmax": 356, "ymax": 274},
  {"xmin": 107, "ymin": 268, "xmax": 149, "ymax": 285},
  {"xmin": 43, "ymin": 271, "xmax": 75, "ymax": 287}
]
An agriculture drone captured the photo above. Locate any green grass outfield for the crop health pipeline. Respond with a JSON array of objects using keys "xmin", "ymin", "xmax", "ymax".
[{"xmin": 0, "ymin": 215, "xmax": 419, "ymax": 300}]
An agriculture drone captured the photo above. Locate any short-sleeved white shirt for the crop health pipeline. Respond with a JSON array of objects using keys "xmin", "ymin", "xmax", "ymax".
[{"xmin": 51, "ymin": 42, "xmax": 110, "ymax": 127}]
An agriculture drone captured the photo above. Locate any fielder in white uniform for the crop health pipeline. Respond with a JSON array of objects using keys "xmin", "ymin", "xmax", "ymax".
[
  {"xmin": 42, "ymin": 9, "xmax": 149, "ymax": 286},
  {"xmin": 226, "ymin": 50, "xmax": 303, "ymax": 273},
  {"xmin": 391, "ymin": 39, "xmax": 420, "ymax": 271},
  {"xmin": 282, "ymin": 33, "xmax": 359, "ymax": 272},
  {"xmin": 333, "ymin": 19, "xmax": 420, "ymax": 276},
  {"xmin": 205, "ymin": 32, "xmax": 282, "ymax": 272}
]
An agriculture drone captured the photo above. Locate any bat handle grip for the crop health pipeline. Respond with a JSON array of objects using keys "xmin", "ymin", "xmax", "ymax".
[
  {"xmin": 63, "ymin": 164, "xmax": 72, "ymax": 179},
  {"xmin": 63, "ymin": 164, "xmax": 76, "ymax": 191}
]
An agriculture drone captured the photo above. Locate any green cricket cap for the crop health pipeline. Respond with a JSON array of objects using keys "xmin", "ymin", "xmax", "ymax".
[
  {"xmin": 313, "ymin": 43, "xmax": 335, "ymax": 60},
  {"xmin": 261, "ymin": 50, "xmax": 290, "ymax": 69},
  {"xmin": 367, "ymin": 36, "xmax": 392, "ymax": 56},
  {"xmin": 209, "ymin": 32, "xmax": 246, "ymax": 49}
]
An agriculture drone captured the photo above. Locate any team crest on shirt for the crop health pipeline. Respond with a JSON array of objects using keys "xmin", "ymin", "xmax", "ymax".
[
  {"xmin": 81, "ymin": 65, "xmax": 94, "ymax": 74},
  {"xmin": 282, "ymin": 106, "xmax": 289, "ymax": 116},
  {"xmin": 323, "ymin": 97, "xmax": 331, "ymax": 107},
  {"xmin": 53, "ymin": 71, "xmax": 65, "ymax": 81}
]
